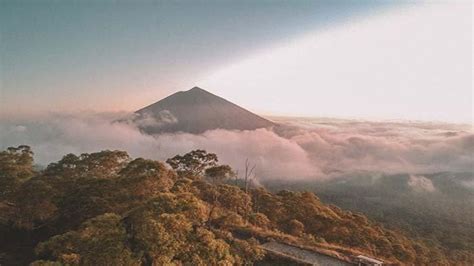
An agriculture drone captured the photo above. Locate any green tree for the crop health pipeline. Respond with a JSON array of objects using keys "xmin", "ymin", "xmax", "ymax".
[
  {"xmin": 287, "ymin": 219, "xmax": 305, "ymax": 237},
  {"xmin": 44, "ymin": 150, "xmax": 130, "ymax": 180},
  {"xmin": 166, "ymin": 150, "xmax": 218, "ymax": 178},
  {"xmin": 34, "ymin": 213, "xmax": 140, "ymax": 265},
  {"xmin": 118, "ymin": 158, "xmax": 176, "ymax": 199},
  {"xmin": 205, "ymin": 165, "xmax": 235, "ymax": 184},
  {"xmin": 11, "ymin": 179, "xmax": 57, "ymax": 230},
  {"xmin": 0, "ymin": 145, "xmax": 34, "ymax": 199},
  {"xmin": 248, "ymin": 212, "xmax": 272, "ymax": 229}
]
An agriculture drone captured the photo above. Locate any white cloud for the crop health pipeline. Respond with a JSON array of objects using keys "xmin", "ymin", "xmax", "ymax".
[
  {"xmin": 1, "ymin": 113, "xmax": 472, "ymax": 181},
  {"xmin": 408, "ymin": 175, "xmax": 436, "ymax": 192},
  {"xmin": 125, "ymin": 110, "xmax": 178, "ymax": 128}
]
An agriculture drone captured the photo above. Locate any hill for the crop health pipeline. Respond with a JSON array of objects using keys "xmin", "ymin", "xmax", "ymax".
[
  {"xmin": 263, "ymin": 173, "xmax": 474, "ymax": 263},
  {"xmin": 132, "ymin": 87, "xmax": 275, "ymax": 134},
  {"xmin": 1, "ymin": 146, "xmax": 471, "ymax": 265}
]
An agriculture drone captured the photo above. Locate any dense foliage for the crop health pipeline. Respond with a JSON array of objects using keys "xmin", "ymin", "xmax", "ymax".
[
  {"xmin": 264, "ymin": 174, "xmax": 474, "ymax": 264},
  {"xmin": 0, "ymin": 146, "xmax": 471, "ymax": 265}
]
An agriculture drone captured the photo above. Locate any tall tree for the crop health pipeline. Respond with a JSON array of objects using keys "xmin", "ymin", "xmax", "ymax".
[
  {"xmin": 0, "ymin": 145, "xmax": 34, "ymax": 199},
  {"xmin": 205, "ymin": 165, "xmax": 235, "ymax": 184},
  {"xmin": 166, "ymin": 150, "xmax": 218, "ymax": 178}
]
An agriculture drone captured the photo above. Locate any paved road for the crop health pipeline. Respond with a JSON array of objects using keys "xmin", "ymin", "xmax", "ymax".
[{"xmin": 261, "ymin": 242, "xmax": 353, "ymax": 266}]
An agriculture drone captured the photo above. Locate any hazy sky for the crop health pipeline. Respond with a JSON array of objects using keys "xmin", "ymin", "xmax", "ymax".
[{"xmin": 0, "ymin": 1, "xmax": 471, "ymax": 123}]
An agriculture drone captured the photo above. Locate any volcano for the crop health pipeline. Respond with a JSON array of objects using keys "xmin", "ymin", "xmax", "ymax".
[{"xmin": 132, "ymin": 87, "xmax": 275, "ymax": 134}]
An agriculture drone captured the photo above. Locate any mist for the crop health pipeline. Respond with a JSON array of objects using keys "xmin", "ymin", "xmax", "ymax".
[{"xmin": 0, "ymin": 113, "xmax": 472, "ymax": 180}]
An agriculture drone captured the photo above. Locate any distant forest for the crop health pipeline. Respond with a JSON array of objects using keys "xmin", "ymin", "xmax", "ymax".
[
  {"xmin": 265, "ymin": 172, "xmax": 474, "ymax": 255},
  {"xmin": 1, "ymin": 146, "xmax": 472, "ymax": 265}
]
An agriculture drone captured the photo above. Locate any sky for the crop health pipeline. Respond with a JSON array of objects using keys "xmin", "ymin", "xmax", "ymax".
[{"xmin": 0, "ymin": 0, "xmax": 472, "ymax": 123}]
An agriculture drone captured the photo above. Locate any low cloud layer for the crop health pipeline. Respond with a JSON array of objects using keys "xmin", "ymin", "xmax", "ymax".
[
  {"xmin": 408, "ymin": 175, "xmax": 436, "ymax": 193},
  {"xmin": 0, "ymin": 113, "xmax": 472, "ymax": 180},
  {"xmin": 126, "ymin": 110, "xmax": 179, "ymax": 128},
  {"xmin": 273, "ymin": 117, "xmax": 473, "ymax": 178}
]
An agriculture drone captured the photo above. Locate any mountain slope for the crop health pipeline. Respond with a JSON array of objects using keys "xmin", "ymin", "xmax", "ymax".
[
  {"xmin": 2, "ymin": 146, "xmax": 464, "ymax": 265},
  {"xmin": 134, "ymin": 87, "xmax": 274, "ymax": 134}
]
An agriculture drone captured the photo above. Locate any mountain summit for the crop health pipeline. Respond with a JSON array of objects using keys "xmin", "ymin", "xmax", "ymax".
[{"xmin": 133, "ymin": 87, "xmax": 274, "ymax": 134}]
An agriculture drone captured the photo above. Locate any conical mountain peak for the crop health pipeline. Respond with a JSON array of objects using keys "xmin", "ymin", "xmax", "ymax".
[
  {"xmin": 188, "ymin": 86, "xmax": 206, "ymax": 92},
  {"xmin": 181, "ymin": 86, "xmax": 214, "ymax": 97},
  {"xmin": 133, "ymin": 87, "xmax": 274, "ymax": 134}
]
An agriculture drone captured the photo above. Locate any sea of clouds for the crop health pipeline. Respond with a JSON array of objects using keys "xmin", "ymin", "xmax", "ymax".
[{"xmin": 0, "ymin": 113, "xmax": 472, "ymax": 181}]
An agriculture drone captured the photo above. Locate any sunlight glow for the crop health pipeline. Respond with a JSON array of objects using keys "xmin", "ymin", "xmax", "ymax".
[{"xmin": 198, "ymin": 3, "xmax": 472, "ymax": 123}]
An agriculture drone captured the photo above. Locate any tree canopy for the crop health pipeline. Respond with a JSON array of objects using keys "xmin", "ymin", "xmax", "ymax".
[{"xmin": 0, "ymin": 146, "xmax": 471, "ymax": 265}]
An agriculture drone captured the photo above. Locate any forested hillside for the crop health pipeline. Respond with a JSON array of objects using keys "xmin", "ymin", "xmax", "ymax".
[
  {"xmin": 264, "ymin": 173, "xmax": 474, "ymax": 264},
  {"xmin": 0, "ymin": 146, "xmax": 471, "ymax": 265}
]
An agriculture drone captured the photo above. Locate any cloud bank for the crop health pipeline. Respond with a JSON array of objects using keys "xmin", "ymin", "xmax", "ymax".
[
  {"xmin": 273, "ymin": 117, "xmax": 473, "ymax": 178},
  {"xmin": 0, "ymin": 113, "xmax": 472, "ymax": 180},
  {"xmin": 408, "ymin": 175, "xmax": 436, "ymax": 193}
]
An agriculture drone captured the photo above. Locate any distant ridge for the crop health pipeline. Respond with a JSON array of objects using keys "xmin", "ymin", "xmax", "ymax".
[{"xmin": 133, "ymin": 87, "xmax": 275, "ymax": 134}]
